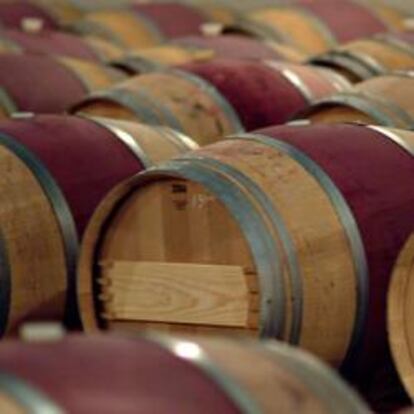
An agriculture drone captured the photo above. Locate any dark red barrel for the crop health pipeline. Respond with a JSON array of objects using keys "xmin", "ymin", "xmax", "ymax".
[
  {"xmin": 180, "ymin": 58, "xmax": 348, "ymax": 130},
  {"xmin": 0, "ymin": 114, "xmax": 142, "ymax": 235},
  {"xmin": 0, "ymin": 334, "xmax": 240, "ymax": 414},
  {"xmin": 0, "ymin": 53, "xmax": 121, "ymax": 116},
  {"xmin": 0, "ymin": 1, "xmax": 57, "ymax": 29},
  {"xmin": 297, "ymin": 0, "xmax": 388, "ymax": 43},
  {"xmin": 0, "ymin": 334, "xmax": 368, "ymax": 413},
  {"xmin": 255, "ymin": 124, "xmax": 414, "ymax": 384},
  {"xmin": 131, "ymin": 2, "xmax": 207, "ymax": 39},
  {"xmin": 0, "ymin": 28, "xmax": 101, "ymax": 61}
]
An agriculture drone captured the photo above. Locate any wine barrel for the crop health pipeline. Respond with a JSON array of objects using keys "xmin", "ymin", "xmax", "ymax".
[
  {"xmin": 310, "ymin": 32, "xmax": 414, "ymax": 82},
  {"xmin": 0, "ymin": 333, "xmax": 368, "ymax": 413},
  {"xmin": 0, "ymin": 114, "xmax": 196, "ymax": 334},
  {"xmin": 180, "ymin": 59, "xmax": 350, "ymax": 130},
  {"xmin": 0, "ymin": 53, "xmax": 125, "ymax": 117},
  {"xmin": 71, "ymin": 68, "xmax": 244, "ymax": 146},
  {"xmin": 226, "ymin": 0, "xmax": 394, "ymax": 56},
  {"xmin": 78, "ymin": 123, "xmax": 414, "ymax": 383},
  {"xmin": 110, "ymin": 45, "xmax": 214, "ymax": 75},
  {"xmin": 388, "ymin": 231, "xmax": 414, "ymax": 399},
  {"xmin": 296, "ymin": 73, "xmax": 414, "ymax": 129},
  {"xmin": 174, "ymin": 34, "xmax": 306, "ymax": 63},
  {"xmin": 0, "ymin": 1, "xmax": 58, "ymax": 29},
  {"xmin": 73, "ymin": 59, "xmax": 349, "ymax": 144},
  {"xmin": 71, "ymin": 2, "xmax": 208, "ymax": 49},
  {"xmin": 0, "ymin": 28, "xmax": 124, "ymax": 61}
]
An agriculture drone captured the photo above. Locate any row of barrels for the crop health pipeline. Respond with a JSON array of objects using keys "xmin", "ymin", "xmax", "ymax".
[
  {"xmin": 1, "ymin": 53, "xmax": 414, "ymax": 145},
  {"xmin": 0, "ymin": 112, "xmax": 411, "ymax": 407},
  {"xmin": 0, "ymin": 0, "xmax": 413, "ymax": 412},
  {"xmin": 76, "ymin": 121, "xmax": 414, "ymax": 404},
  {"xmin": 0, "ymin": 1, "xmax": 411, "ymax": 54}
]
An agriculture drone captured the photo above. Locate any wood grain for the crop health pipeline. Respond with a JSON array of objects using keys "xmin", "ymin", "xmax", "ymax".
[{"xmin": 100, "ymin": 260, "xmax": 252, "ymax": 327}]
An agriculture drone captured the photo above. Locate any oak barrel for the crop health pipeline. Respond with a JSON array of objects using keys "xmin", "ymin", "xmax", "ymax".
[
  {"xmin": 110, "ymin": 44, "xmax": 214, "ymax": 75},
  {"xmin": 0, "ymin": 333, "xmax": 368, "ymax": 413},
  {"xmin": 78, "ymin": 124, "xmax": 414, "ymax": 383},
  {"xmin": 73, "ymin": 59, "xmax": 349, "ymax": 143},
  {"xmin": 297, "ymin": 73, "xmax": 414, "ymax": 129},
  {"xmin": 71, "ymin": 2, "xmax": 208, "ymax": 49},
  {"xmin": 180, "ymin": 59, "xmax": 350, "ymax": 130},
  {"xmin": 0, "ymin": 114, "xmax": 196, "ymax": 334},
  {"xmin": 311, "ymin": 32, "xmax": 414, "ymax": 82},
  {"xmin": 227, "ymin": 0, "xmax": 394, "ymax": 56},
  {"xmin": 71, "ymin": 67, "xmax": 244, "ymax": 146},
  {"xmin": 174, "ymin": 34, "xmax": 306, "ymax": 62},
  {"xmin": 0, "ymin": 28, "xmax": 124, "ymax": 61},
  {"xmin": 0, "ymin": 53, "xmax": 125, "ymax": 117}
]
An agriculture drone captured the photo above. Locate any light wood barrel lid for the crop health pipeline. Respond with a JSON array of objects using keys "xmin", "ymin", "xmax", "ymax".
[{"xmin": 388, "ymin": 233, "xmax": 414, "ymax": 398}]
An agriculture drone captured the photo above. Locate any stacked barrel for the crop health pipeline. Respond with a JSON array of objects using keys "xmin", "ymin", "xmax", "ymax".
[{"xmin": 0, "ymin": 0, "xmax": 412, "ymax": 412}]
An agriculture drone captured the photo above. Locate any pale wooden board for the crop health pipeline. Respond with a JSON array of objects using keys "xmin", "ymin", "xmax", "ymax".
[{"xmin": 101, "ymin": 261, "xmax": 251, "ymax": 327}]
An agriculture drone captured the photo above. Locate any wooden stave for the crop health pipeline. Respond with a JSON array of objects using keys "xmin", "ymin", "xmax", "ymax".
[{"xmin": 0, "ymin": 334, "xmax": 368, "ymax": 414}]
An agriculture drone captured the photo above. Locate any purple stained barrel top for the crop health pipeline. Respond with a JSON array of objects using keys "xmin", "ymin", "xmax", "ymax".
[
  {"xmin": 0, "ymin": 335, "xmax": 240, "ymax": 414},
  {"xmin": 174, "ymin": 35, "xmax": 282, "ymax": 61},
  {"xmin": 0, "ymin": 115, "xmax": 143, "ymax": 235},
  {"xmin": 0, "ymin": 2, "xmax": 57, "ymax": 30},
  {"xmin": 0, "ymin": 54, "xmax": 87, "ymax": 113},
  {"xmin": 256, "ymin": 123, "xmax": 414, "ymax": 378},
  {"xmin": 2, "ymin": 29, "xmax": 100, "ymax": 61},
  {"xmin": 297, "ymin": 0, "xmax": 387, "ymax": 43},
  {"xmin": 131, "ymin": 2, "xmax": 206, "ymax": 39},
  {"xmin": 181, "ymin": 58, "xmax": 306, "ymax": 130}
]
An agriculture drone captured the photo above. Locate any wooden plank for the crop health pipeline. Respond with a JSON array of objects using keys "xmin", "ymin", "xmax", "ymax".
[{"xmin": 100, "ymin": 261, "xmax": 251, "ymax": 327}]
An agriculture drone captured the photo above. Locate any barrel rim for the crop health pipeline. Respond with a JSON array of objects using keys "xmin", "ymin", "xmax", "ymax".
[
  {"xmin": 0, "ymin": 371, "xmax": 63, "ymax": 414},
  {"xmin": 78, "ymin": 114, "xmax": 153, "ymax": 168},
  {"xmin": 309, "ymin": 50, "xmax": 380, "ymax": 81},
  {"xmin": 70, "ymin": 88, "xmax": 166, "ymax": 126},
  {"xmin": 292, "ymin": 92, "xmax": 411, "ymax": 128}
]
